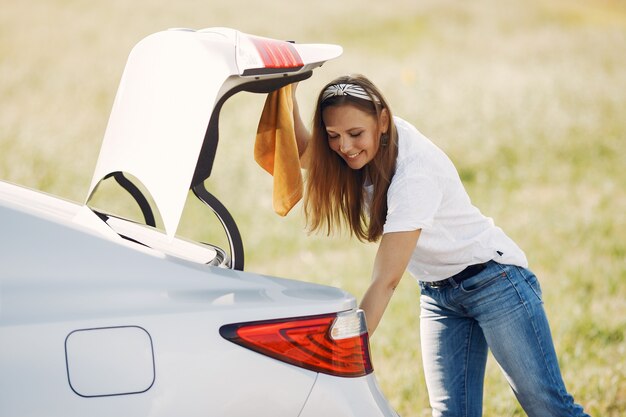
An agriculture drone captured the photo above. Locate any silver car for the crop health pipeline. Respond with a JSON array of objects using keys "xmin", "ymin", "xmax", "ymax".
[{"xmin": 0, "ymin": 27, "xmax": 398, "ymax": 416}]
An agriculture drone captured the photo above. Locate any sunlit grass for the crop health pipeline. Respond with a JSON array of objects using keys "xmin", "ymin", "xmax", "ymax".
[{"xmin": 1, "ymin": 0, "xmax": 625, "ymax": 415}]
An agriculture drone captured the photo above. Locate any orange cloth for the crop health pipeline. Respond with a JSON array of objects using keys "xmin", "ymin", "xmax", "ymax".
[{"xmin": 254, "ymin": 84, "xmax": 303, "ymax": 216}]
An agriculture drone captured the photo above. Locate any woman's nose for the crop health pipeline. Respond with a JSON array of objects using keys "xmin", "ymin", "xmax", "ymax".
[{"xmin": 339, "ymin": 137, "xmax": 350, "ymax": 152}]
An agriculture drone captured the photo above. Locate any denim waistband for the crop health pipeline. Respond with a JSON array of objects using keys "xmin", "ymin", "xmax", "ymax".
[{"xmin": 421, "ymin": 260, "xmax": 494, "ymax": 288}]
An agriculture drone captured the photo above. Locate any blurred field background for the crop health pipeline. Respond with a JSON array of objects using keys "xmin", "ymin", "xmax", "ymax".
[{"xmin": 1, "ymin": 0, "xmax": 625, "ymax": 415}]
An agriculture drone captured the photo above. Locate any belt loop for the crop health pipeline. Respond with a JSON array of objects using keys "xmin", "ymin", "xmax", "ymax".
[{"xmin": 447, "ymin": 277, "xmax": 460, "ymax": 289}]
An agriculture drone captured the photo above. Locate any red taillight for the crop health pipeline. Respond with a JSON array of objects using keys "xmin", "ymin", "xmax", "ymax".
[
  {"xmin": 220, "ymin": 311, "xmax": 373, "ymax": 378},
  {"xmin": 236, "ymin": 33, "xmax": 305, "ymax": 76},
  {"xmin": 249, "ymin": 37, "xmax": 304, "ymax": 69}
]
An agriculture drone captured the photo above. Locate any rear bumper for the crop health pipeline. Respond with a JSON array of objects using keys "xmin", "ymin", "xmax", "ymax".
[{"xmin": 299, "ymin": 373, "xmax": 399, "ymax": 417}]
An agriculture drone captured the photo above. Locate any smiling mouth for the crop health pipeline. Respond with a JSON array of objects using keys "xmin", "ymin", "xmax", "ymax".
[{"xmin": 346, "ymin": 151, "xmax": 362, "ymax": 159}]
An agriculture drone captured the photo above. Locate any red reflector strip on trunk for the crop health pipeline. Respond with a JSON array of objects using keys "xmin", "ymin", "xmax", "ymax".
[
  {"xmin": 249, "ymin": 37, "xmax": 304, "ymax": 69},
  {"xmin": 220, "ymin": 314, "xmax": 373, "ymax": 378}
]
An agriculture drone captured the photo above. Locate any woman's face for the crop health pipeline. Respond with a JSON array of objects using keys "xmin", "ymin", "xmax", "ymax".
[{"xmin": 322, "ymin": 104, "xmax": 388, "ymax": 170}]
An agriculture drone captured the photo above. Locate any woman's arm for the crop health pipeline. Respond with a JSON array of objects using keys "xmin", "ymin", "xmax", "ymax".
[
  {"xmin": 359, "ymin": 229, "xmax": 421, "ymax": 336},
  {"xmin": 291, "ymin": 83, "xmax": 311, "ymax": 164}
]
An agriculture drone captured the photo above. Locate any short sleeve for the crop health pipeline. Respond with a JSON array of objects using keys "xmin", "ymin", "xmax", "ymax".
[{"xmin": 383, "ymin": 170, "xmax": 443, "ymax": 234}]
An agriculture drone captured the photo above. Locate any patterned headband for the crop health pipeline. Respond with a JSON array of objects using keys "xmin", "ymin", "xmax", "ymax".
[{"xmin": 321, "ymin": 83, "xmax": 380, "ymax": 104}]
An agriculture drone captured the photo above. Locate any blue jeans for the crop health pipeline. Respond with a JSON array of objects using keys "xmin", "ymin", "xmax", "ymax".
[{"xmin": 419, "ymin": 261, "xmax": 589, "ymax": 417}]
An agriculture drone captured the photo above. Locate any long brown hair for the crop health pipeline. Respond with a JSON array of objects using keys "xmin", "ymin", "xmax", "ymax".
[{"xmin": 303, "ymin": 74, "xmax": 398, "ymax": 242}]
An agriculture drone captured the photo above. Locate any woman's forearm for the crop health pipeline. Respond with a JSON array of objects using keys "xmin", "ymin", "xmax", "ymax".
[
  {"xmin": 359, "ymin": 229, "xmax": 421, "ymax": 336},
  {"xmin": 291, "ymin": 84, "xmax": 310, "ymax": 159},
  {"xmin": 293, "ymin": 102, "xmax": 310, "ymax": 157},
  {"xmin": 359, "ymin": 279, "xmax": 397, "ymax": 335}
]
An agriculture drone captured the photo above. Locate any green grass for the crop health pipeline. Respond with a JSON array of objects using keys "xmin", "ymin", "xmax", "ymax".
[{"xmin": 2, "ymin": 0, "xmax": 625, "ymax": 415}]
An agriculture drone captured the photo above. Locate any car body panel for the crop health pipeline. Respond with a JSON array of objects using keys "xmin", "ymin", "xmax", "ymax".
[
  {"xmin": 300, "ymin": 374, "xmax": 400, "ymax": 417},
  {"xmin": 0, "ymin": 180, "xmax": 355, "ymax": 326},
  {"xmin": 1, "ymin": 317, "xmax": 318, "ymax": 417},
  {"xmin": 0, "ymin": 180, "xmax": 355, "ymax": 416}
]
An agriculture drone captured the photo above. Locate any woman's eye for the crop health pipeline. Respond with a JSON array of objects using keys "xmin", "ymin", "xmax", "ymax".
[
  {"xmin": 349, "ymin": 131, "xmax": 362, "ymax": 138},
  {"xmin": 327, "ymin": 134, "xmax": 339, "ymax": 140}
]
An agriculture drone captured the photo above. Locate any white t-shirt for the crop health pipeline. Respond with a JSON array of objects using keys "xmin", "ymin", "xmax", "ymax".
[{"xmin": 366, "ymin": 117, "xmax": 528, "ymax": 282}]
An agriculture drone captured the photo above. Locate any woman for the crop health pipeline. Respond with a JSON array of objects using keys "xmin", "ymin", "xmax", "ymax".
[{"xmin": 292, "ymin": 74, "xmax": 589, "ymax": 417}]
